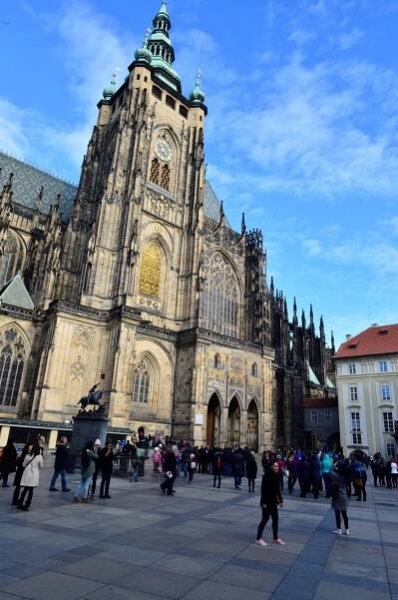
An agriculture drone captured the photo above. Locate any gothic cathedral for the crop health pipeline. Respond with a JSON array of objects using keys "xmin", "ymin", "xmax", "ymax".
[{"xmin": 0, "ymin": 2, "xmax": 336, "ymax": 451}]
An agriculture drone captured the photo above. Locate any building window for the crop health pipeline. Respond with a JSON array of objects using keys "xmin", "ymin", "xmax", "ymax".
[
  {"xmin": 152, "ymin": 85, "xmax": 162, "ymax": 100},
  {"xmin": 349, "ymin": 363, "xmax": 356, "ymax": 375},
  {"xmin": 0, "ymin": 231, "xmax": 24, "ymax": 287},
  {"xmin": 139, "ymin": 242, "xmax": 161, "ymax": 298},
  {"xmin": 349, "ymin": 386, "xmax": 358, "ymax": 402},
  {"xmin": 150, "ymin": 158, "xmax": 160, "ymax": 185},
  {"xmin": 179, "ymin": 105, "xmax": 188, "ymax": 118},
  {"xmin": 252, "ymin": 363, "xmax": 258, "ymax": 377},
  {"xmin": 132, "ymin": 360, "xmax": 150, "ymax": 403},
  {"xmin": 214, "ymin": 354, "xmax": 221, "ymax": 369},
  {"xmin": 383, "ymin": 411, "xmax": 394, "ymax": 433},
  {"xmin": 199, "ymin": 252, "xmax": 239, "ymax": 338},
  {"xmin": 379, "ymin": 360, "xmax": 388, "ymax": 373},
  {"xmin": 83, "ymin": 263, "xmax": 92, "ymax": 294},
  {"xmin": 311, "ymin": 410, "xmax": 318, "ymax": 424},
  {"xmin": 0, "ymin": 328, "xmax": 26, "ymax": 407},
  {"xmin": 160, "ymin": 164, "xmax": 170, "ymax": 190},
  {"xmin": 381, "ymin": 384, "xmax": 391, "ymax": 401},
  {"xmin": 325, "ymin": 409, "xmax": 332, "ymax": 424},
  {"xmin": 351, "ymin": 411, "xmax": 362, "ymax": 445},
  {"xmin": 386, "ymin": 442, "xmax": 396, "ymax": 457},
  {"xmin": 166, "ymin": 95, "xmax": 176, "ymax": 110}
]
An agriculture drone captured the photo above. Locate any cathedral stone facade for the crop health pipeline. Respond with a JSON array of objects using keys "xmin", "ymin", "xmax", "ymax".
[{"xmin": 0, "ymin": 1, "xmax": 335, "ymax": 451}]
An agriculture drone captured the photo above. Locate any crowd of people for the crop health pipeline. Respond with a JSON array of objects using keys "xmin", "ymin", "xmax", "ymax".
[{"xmin": 0, "ymin": 433, "xmax": 397, "ymax": 546}]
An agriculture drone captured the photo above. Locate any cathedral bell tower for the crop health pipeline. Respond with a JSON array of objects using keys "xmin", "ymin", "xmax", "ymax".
[{"xmin": 59, "ymin": 1, "xmax": 207, "ymax": 330}]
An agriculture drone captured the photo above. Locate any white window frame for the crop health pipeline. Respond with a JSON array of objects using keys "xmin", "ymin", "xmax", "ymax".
[
  {"xmin": 383, "ymin": 411, "xmax": 394, "ymax": 433},
  {"xmin": 348, "ymin": 363, "xmax": 356, "ymax": 375},
  {"xmin": 381, "ymin": 384, "xmax": 391, "ymax": 402},
  {"xmin": 351, "ymin": 411, "xmax": 362, "ymax": 445},
  {"xmin": 386, "ymin": 442, "xmax": 396, "ymax": 457},
  {"xmin": 379, "ymin": 360, "xmax": 388, "ymax": 373},
  {"xmin": 349, "ymin": 385, "xmax": 358, "ymax": 402},
  {"xmin": 311, "ymin": 410, "xmax": 318, "ymax": 425}
]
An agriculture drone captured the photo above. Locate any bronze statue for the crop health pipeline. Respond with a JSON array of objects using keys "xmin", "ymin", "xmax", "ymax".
[{"xmin": 77, "ymin": 383, "xmax": 104, "ymax": 413}]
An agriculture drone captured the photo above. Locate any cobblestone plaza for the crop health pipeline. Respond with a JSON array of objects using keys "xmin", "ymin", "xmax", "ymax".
[{"xmin": 0, "ymin": 467, "xmax": 397, "ymax": 600}]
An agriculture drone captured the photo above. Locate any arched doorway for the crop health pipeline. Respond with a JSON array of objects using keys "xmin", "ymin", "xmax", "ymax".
[
  {"xmin": 247, "ymin": 400, "xmax": 259, "ymax": 452},
  {"xmin": 207, "ymin": 394, "xmax": 221, "ymax": 447},
  {"xmin": 228, "ymin": 396, "xmax": 241, "ymax": 446}
]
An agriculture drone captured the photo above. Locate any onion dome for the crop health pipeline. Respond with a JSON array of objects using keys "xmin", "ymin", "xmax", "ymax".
[
  {"xmin": 102, "ymin": 70, "xmax": 119, "ymax": 100},
  {"xmin": 190, "ymin": 71, "xmax": 205, "ymax": 105},
  {"xmin": 135, "ymin": 30, "xmax": 152, "ymax": 64}
]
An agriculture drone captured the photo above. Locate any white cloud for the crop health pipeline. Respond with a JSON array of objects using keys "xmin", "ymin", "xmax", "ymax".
[{"xmin": 338, "ymin": 28, "xmax": 365, "ymax": 51}]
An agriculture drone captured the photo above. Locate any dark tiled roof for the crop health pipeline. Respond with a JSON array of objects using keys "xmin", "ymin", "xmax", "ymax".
[
  {"xmin": 204, "ymin": 181, "xmax": 230, "ymax": 226},
  {"xmin": 335, "ymin": 324, "xmax": 398, "ymax": 358},
  {"xmin": 0, "ymin": 150, "xmax": 77, "ymax": 219}
]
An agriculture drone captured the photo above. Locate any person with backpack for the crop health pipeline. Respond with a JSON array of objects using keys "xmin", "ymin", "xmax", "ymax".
[
  {"xmin": 17, "ymin": 443, "xmax": 44, "ymax": 511},
  {"xmin": 330, "ymin": 461, "xmax": 350, "ymax": 536},
  {"xmin": 188, "ymin": 451, "xmax": 197, "ymax": 482},
  {"xmin": 74, "ymin": 441, "xmax": 98, "ymax": 503},
  {"xmin": 12, "ymin": 440, "xmax": 33, "ymax": 506},
  {"xmin": 212, "ymin": 450, "xmax": 224, "ymax": 489},
  {"xmin": 99, "ymin": 441, "xmax": 114, "ymax": 499}
]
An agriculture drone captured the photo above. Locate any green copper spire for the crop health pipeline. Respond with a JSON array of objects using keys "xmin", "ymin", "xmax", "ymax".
[
  {"xmin": 135, "ymin": 29, "xmax": 152, "ymax": 64},
  {"xmin": 190, "ymin": 71, "xmax": 205, "ymax": 105},
  {"xmin": 147, "ymin": 0, "xmax": 181, "ymax": 92},
  {"xmin": 102, "ymin": 69, "xmax": 119, "ymax": 100}
]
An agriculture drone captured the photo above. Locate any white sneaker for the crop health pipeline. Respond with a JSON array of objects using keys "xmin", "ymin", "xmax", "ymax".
[
  {"xmin": 333, "ymin": 529, "xmax": 342, "ymax": 535},
  {"xmin": 344, "ymin": 529, "xmax": 350, "ymax": 536},
  {"xmin": 255, "ymin": 539, "xmax": 267, "ymax": 546},
  {"xmin": 273, "ymin": 538, "xmax": 286, "ymax": 545}
]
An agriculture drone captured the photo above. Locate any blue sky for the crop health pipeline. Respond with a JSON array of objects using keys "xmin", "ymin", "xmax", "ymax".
[{"xmin": 1, "ymin": 0, "xmax": 397, "ymax": 347}]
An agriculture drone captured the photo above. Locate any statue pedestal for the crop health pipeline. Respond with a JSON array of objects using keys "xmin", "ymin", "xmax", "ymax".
[{"xmin": 70, "ymin": 411, "xmax": 108, "ymax": 470}]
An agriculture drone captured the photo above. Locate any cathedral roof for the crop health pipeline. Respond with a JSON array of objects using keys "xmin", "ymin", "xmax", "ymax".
[
  {"xmin": 203, "ymin": 181, "xmax": 230, "ymax": 226},
  {"xmin": 0, "ymin": 150, "xmax": 77, "ymax": 220},
  {"xmin": 0, "ymin": 272, "xmax": 34, "ymax": 311}
]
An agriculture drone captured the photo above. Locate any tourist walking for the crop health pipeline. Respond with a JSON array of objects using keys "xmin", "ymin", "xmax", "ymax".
[
  {"xmin": 287, "ymin": 452, "xmax": 298, "ymax": 494},
  {"xmin": 17, "ymin": 443, "xmax": 44, "ymax": 511},
  {"xmin": 310, "ymin": 453, "xmax": 322, "ymax": 499},
  {"xmin": 188, "ymin": 451, "xmax": 197, "ymax": 482},
  {"xmin": 12, "ymin": 441, "xmax": 32, "ymax": 506},
  {"xmin": 321, "ymin": 451, "xmax": 333, "ymax": 498},
  {"xmin": 99, "ymin": 441, "xmax": 114, "ymax": 499},
  {"xmin": 353, "ymin": 458, "xmax": 367, "ymax": 501},
  {"xmin": 246, "ymin": 452, "xmax": 258, "ymax": 493},
  {"xmin": 0, "ymin": 438, "xmax": 17, "ymax": 487},
  {"xmin": 298, "ymin": 454, "xmax": 311, "ymax": 498},
  {"xmin": 74, "ymin": 441, "xmax": 98, "ymax": 503},
  {"xmin": 391, "ymin": 457, "xmax": 398, "ymax": 489},
  {"xmin": 49, "ymin": 436, "xmax": 70, "ymax": 492},
  {"xmin": 212, "ymin": 450, "xmax": 223, "ymax": 489},
  {"xmin": 255, "ymin": 461, "xmax": 285, "ymax": 546},
  {"xmin": 330, "ymin": 461, "xmax": 350, "ymax": 536},
  {"xmin": 232, "ymin": 448, "xmax": 244, "ymax": 490}
]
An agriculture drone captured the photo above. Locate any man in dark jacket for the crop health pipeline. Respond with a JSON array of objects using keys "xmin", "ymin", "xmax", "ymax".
[
  {"xmin": 232, "ymin": 449, "xmax": 244, "ymax": 490},
  {"xmin": 0, "ymin": 438, "xmax": 17, "ymax": 487},
  {"xmin": 160, "ymin": 449, "xmax": 177, "ymax": 496},
  {"xmin": 49, "ymin": 437, "xmax": 70, "ymax": 492}
]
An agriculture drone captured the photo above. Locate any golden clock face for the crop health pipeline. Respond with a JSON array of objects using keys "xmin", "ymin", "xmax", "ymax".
[{"xmin": 154, "ymin": 138, "xmax": 172, "ymax": 162}]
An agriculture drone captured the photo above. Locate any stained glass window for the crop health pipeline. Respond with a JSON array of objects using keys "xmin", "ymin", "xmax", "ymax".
[
  {"xmin": 132, "ymin": 360, "xmax": 150, "ymax": 403},
  {"xmin": 160, "ymin": 164, "xmax": 170, "ymax": 190},
  {"xmin": 199, "ymin": 252, "xmax": 239, "ymax": 337},
  {"xmin": 139, "ymin": 243, "xmax": 161, "ymax": 298},
  {"xmin": 150, "ymin": 158, "xmax": 160, "ymax": 185},
  {"xmin": 0, "ymin": 328, "xmax": 26, "ymax": 407}
]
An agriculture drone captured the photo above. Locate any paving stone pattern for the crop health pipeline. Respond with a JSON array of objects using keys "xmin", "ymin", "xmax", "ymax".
[{"xmin": 0, "ymin": 467, "xmax": 397, "ymax": 599}]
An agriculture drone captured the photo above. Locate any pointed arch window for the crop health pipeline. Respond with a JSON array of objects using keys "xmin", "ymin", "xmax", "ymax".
[
  {"xmin": 199, "ymin": 252, "xmax": 240, "ymax": 338},
  {"xmin": 0, "ymin": 328, "xmax": 26, "ymax": 407},
  {"xmin": 132, "ymin": 360, "xmax": 150, "ymax": 404},
  {"xmin": 0, "ymin": 231, "xmax": 24, "ymax": 287},
  {"xmin": 139, "ymin": 242, "xmax": 162, "ymax": 298},
  {"xmin": 252, "ymin": 363, "xmax": 258, "ymax": 377},
  {"xmin": 214, "ymin": 353, "xmax": 221, "ymax": 369},
  {"xmin": 150, "ymin": 158, "xmax": 160, "ymax": 185},
  {"xmin": 160, "ymin": 164, "xmax": 170, "ymax": 190},
  {"xmin": 83, "ymin": 262, "xmax": 92, "ymax": 294}
]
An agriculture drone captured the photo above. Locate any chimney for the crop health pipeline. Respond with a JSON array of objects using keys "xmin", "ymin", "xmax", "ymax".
[
  {"xmin": 371, "ymin": 323, "xmax": 378, "ymax": 327},
  {"xmin": 345, "ymin": 334, "xmax": 351, "ymax": 341}
]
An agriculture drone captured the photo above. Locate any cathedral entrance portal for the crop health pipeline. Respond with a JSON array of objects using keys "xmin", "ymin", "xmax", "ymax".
[
  {"xmin": 247, "ymin": 400, "xmax": 259, "ymax": 452},
  {"xmin": 207, "ymin": 394, "xmax": 221, "ymax": 447},
  {"xmin": 228, "ymin": 396, "xmax": 241, "ymax": 447}
]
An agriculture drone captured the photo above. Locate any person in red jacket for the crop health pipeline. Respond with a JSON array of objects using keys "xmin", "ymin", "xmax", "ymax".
[{"xmin": 255, "ymin": 460, "xmax": 285, "ymax": 546}]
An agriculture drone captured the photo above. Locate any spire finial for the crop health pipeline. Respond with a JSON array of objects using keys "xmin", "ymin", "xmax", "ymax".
[
  {"xmin": 190, "ymin": 69, "xmax": 206, "ymax": 105},
  {"xmin": 241, "ymin": 212, "xmax": 246, "ymax": 234},
  {"xmin": 102, "ymin": 67, "xmax": 119, "ymax": 100}
]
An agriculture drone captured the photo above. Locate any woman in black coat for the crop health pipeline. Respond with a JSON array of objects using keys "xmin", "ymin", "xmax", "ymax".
[
  {"xmin": 246, "ymin": 452, "xmax": 258, "ymax": 493},
  {"xmin": 99, "ymin": 442, "xmax": 114, "ymax": 499},
  {"xmin": 255, "ymin": 461, "xmax": 285, "ymax": 546},
  {"xmin": 12, "ymin": 441, "xmax": 32, "ymax": 505},
  {"xmin": 1, "ymin": 438, "xmax": 17, "ymax": 487}
]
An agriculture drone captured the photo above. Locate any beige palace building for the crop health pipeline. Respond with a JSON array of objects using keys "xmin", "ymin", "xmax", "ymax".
[{"xmin": 335, "ymin": 324, "xmax": 398, "ymax": 458}]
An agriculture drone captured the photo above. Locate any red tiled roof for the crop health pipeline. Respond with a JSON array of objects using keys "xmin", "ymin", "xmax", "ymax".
[
  {"xmin": 335, "ymin": 324, "xmax": 398, "ymax": 359},
  {"xmin": 303, "ymin": 397, "xmax": 338, "ymax": 408}
]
